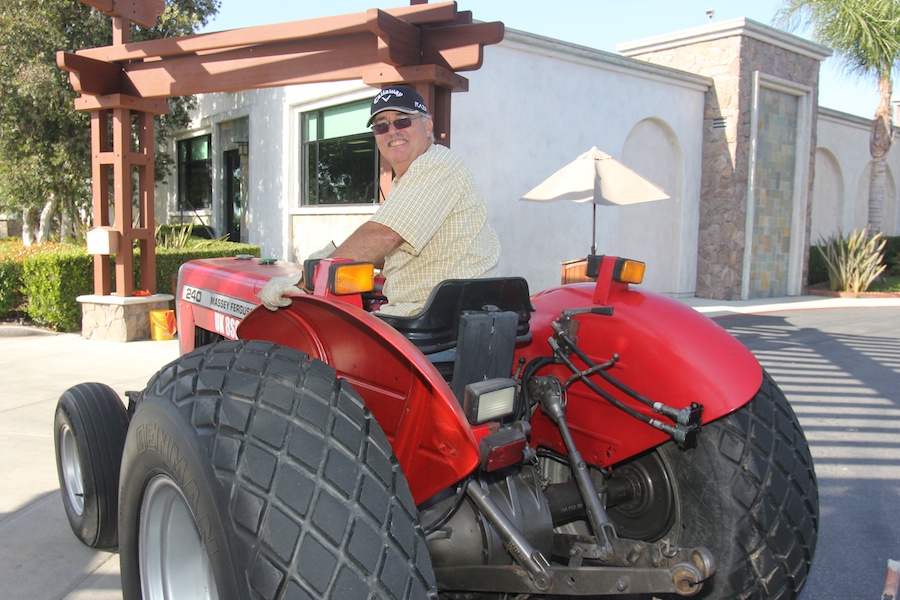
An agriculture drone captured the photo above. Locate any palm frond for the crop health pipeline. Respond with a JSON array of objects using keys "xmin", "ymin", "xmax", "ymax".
[{"xmin": 774, "ymin": 0, "xmax": 900, "ymax": 80}]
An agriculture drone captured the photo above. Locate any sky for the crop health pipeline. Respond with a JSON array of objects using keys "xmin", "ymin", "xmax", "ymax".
[{"xmin": 198, "ymin": 0, "xmax": 885, "ymax": 120}]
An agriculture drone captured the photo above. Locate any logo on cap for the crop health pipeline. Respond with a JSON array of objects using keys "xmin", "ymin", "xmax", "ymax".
[{"xmin": 374, "ymin": 88, "xmax": 404, "ymax": 105}]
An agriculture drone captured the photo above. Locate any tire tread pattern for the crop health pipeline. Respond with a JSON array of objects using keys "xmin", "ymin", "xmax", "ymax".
[
  {"xmin": 140, "ymin": 340, "xmax": 436, "ymax": 599},
  {"xmin": 55, "ymin": 382, "xmax": 129, "ymax": 549},
  {"xmin": 668, "ymin": 371, "xmax": 819, "ymax": 600}
]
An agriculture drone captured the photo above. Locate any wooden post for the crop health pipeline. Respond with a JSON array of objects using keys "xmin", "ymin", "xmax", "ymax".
[
  {"xmin": 74, "ymin": 1, "xmax": 166, "ymax": 296},
  {"xmin": 135, "ymin": 110, "xmax": 157, "ymax": 294},
  {"xmin": 78, "ymin": 95, "xmax": 168, "ymax": 296},
  {"xmin": 89, "ymin": 109, "xmax": 112, "ymax": 295}
]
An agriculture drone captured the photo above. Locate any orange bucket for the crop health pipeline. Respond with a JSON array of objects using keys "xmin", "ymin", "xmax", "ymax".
[{"xmin": 149, "ymin": 309, "xmax": 177, "ymax": 341}]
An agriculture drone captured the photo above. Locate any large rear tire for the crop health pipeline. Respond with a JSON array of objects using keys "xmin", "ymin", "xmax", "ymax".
[
  {"xmin": 608, "ymin": 370, "xmax": 819, "ymax": 599},
  {"xmin": 54, "ymin": 382, "xmax": 129, "ymax": 549},
  {"xmin": 118, "ymin": 339, "xmax": 436, "ymax": 599}
]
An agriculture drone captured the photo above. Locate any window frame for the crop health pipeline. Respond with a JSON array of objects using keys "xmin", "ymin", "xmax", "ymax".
[
  {"xmin": 300, "ymin": 99, "xmax": 379, "ymax": 207},
  {"xmin": 176, "ymin": 134, "xmax": 213, "ymax": 212}
]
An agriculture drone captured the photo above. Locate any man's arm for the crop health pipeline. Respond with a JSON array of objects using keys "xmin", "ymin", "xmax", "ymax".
[
  {"xmin": 257, "ymin": 224, "xmax": 401, "ymax": 310},
  {"xmin": 330, "ymin": 221, "xmax": 404, "ymax": 269}
]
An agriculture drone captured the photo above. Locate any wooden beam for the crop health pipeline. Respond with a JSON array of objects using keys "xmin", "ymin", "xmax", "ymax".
[
  {"xmin": 363, "ymin": 64, "xmax": 469, "ymax": 93},
  {"xmin": 73, "ymin": 93, "xmax": 168, "ymax": 114},
  {"xmin": 61, "ymin": 4, "xmax": 503, "ymax": 99},
  {"xmin": 81, "ymin": 0, "xmax": 165, "ymax": 29},
  {"xmin": 455, "ymin": 10, "xmax": 474, "ymax": 25},
  {"xmin": 367, "ymin": 9, "xmax": 421, "ymax": 67},
  {"xmin": 57, "ymin": 52, "xmax": 126, "ymax": 96},
  {"xmin": 422, "ymin": 22, "xmax": 505, "ymax": 71},
  {"xmin": 112, "ymin": 26, "xmax": 500, "ymax": 99},
  {"xmin": 75, "ymin": 2, "xmax": 461, "ymax": 63},
  {"xmin": 119, "ymin": 35, "xmax": 378, "ymax": 97}
]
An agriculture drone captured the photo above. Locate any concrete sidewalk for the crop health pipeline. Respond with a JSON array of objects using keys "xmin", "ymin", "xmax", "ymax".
[
  {"xmin": 0, "ymin": 330, "xmax": 180, "ymax": 599},
  {"xmin": 1, "ymin": 293, "xmax": 898, "ymax": 599}
]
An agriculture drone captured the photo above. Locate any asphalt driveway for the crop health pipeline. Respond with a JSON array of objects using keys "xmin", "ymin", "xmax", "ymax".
[
  {"xmin": 1, "ymin": 298, "xmax": 897, "ymax": 599},
  {"xmin": 720, "ymin": 308, "xmax": 900, "ymax": 600}
]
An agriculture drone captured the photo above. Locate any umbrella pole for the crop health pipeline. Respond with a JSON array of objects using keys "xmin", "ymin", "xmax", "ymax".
[{"xmin": 591, "ymin": 203, "xmax": 597, "ymax": 255}]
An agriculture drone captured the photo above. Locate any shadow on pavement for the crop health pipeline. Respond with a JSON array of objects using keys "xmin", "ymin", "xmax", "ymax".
[{"xmin": 720, "ymin": 309, "xmax": 900, "ymax": 600}]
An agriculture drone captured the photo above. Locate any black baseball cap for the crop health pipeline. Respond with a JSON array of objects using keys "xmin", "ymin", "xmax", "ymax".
[{"xmin": 367, "ymin": 85, "xmax": 428, "ymax": 127}]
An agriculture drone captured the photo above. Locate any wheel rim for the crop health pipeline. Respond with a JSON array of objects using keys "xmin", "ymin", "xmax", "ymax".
[
  {"xmin": 139, "ymin": 475, "xmax": 218, "ymax": 600},
  {"xmin": 59, "ymin": 423, "xmax": 85, "ymax": 516},
  {"xmin": 606, "ymin": 450, "xmax": 677, "ymax": 541},
  {"xmin": 539, "ymin": 449, "xmax": 678, "ymax": 542}
]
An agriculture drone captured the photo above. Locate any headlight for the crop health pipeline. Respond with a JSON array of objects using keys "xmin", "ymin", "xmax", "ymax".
[{"xmin": 463, "ymin": 378, "xmax": 518, "ymax": 424}]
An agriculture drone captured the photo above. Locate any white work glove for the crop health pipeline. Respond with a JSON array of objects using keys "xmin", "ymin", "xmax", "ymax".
[
  {"xmin": 258, "ymin": 274, "xmax": 304, "ymax": 311},
  {"xmin": 257, "ymin": 242, "xmax": 337, "ymax": 311}
]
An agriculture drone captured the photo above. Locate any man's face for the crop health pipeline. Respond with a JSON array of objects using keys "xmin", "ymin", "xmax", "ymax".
[{"xmin": 372, "ymin": 110, "xmax": 433, "ymax": 177}]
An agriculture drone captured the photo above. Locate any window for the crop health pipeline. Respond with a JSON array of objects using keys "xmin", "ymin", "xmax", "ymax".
[
  {"xmin": 302, "ymin": 100, "xmax": 378, "ymax": 206},
  {"xmin": 177, "ymin": 135, "xmax": 212, "ymax": 211}
]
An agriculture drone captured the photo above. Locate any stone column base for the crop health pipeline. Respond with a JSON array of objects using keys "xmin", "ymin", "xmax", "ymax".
[{"xmin": 77, "ymin": 294, "xmax": 175, "ymax": 342}]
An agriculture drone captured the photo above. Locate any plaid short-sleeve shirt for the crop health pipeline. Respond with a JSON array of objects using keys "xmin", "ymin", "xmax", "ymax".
[{"xmin": 370, "ymin": 143, "xmax": 500, "ymax": 316}]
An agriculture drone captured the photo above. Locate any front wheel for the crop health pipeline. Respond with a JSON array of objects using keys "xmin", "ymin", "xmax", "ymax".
[
  {"xmin": 54, "ymin": 382, "xmax": 129, "ymax": 549},
  {"xmin": 118, "ymin": 339, "xmax": 436, "ymax": 599},
  {"xmin": 608, "ymin": 370, "xmax": 819, "ymax": 599}
]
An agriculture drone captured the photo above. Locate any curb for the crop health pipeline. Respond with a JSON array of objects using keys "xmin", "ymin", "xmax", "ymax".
[{"xmin": 0, "ymin": 324, "xmax": 60, "ymax": 337}]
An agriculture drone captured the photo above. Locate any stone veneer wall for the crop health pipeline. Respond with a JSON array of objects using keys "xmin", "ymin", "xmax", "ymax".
[
  {"xmin": 750, "ymin": 87, "xmax": 798, "ymax": 297},
  {"xmin": 79, "ymin": 294, "xmax": 174, "ymax": 342},
  {"xmin": 621, "ymin": 19, "xmax": 829, "ymax": 299}
]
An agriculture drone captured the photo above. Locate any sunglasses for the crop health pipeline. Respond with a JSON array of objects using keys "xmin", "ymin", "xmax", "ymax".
[{"xmin": 370, "ymin": 114, "xmax": 425, "ymax": 135}]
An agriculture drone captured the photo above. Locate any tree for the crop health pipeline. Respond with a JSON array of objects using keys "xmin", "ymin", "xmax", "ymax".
[
  {"xmin": 776, "ymin": 0, "xmax": 900, "ymax": 235},
  {"xmin": 0, "ymin": 0, "xmax": 220, "ymax": 245}
]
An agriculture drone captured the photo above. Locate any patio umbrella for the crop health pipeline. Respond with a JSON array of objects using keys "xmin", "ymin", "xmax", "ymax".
[{"xmin": 520, "ymin": 147, "xmax": 670, "ymax": 253}]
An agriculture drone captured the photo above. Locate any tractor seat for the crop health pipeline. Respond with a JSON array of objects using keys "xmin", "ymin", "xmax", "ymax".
[{"xmin": 376, "ymin": 277, "xmax": 533, "ymax": 355}]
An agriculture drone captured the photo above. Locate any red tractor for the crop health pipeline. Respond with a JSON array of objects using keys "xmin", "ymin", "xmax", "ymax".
[{"xmin": 54, "ymin": 253, "xmax": 818, "ymax": 599}]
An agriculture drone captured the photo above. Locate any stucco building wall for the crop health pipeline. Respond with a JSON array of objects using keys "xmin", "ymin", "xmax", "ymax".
[
  {"xmin": 157, "ymin": 18, "xmax": 895, "ymax": 300},
  {"xmin": 814, "ymin": 109, "xmax": 900, "ymax": 241},
  {"xmin": 621, "ymin": 18, "xmax": 829, "ymax": 299}
]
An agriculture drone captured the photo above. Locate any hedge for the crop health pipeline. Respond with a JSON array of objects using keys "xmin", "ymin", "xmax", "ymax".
[
  {"xmin": 884, "ymin": 236, "xmax": 900, "ymax": 273},
  {"xmin": 0, "ymin": 239, "xmax": 50, "ymax": 316},
  {"xmin": 22, "ymin": 247, "xmax": 94, "ymax": 331},
  {"xmin": 3, "ymin": 241, "xmax": 260, "ymax": 331},
  {"xmin": 154, "ymin": 244, "xmax": 260, "ymax": 295},
  {"xmin": 0, "ymin": 259, "xmax": 25, "ymax": 315},
  {"xmin": 807, "ymin": 244, "xmax": 829, "ymax": 285}
]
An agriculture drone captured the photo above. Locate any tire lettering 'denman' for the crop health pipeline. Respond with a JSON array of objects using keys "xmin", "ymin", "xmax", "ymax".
[
  {"xmin": 136, "ymin": 422, "xmax": 187, "ymax": 481},
  {"xmin": 134, "ymin": 421, "xmax": 219, "ymax": 552}
]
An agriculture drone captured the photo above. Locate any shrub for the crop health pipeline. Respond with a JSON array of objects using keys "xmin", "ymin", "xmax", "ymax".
[
  {"xmin": 153, "ymin": 242, "xmax": 260, "ymax": 295},
  {"xmin": 807, "ymin": 244, "xmax": 829, "ymax": 285},
  {"xmin": 156, "ymin": 223, "xmax": 216, "ymax": 242},
  {"xmin": 884, "ymin": 236, "xmax": 900, "ymax": 273},
  {"xmin": 816, "ymin": 228, "xmax": 887, "ymax": 294},
  {"xmin": 4, "ymin": 239, "xmax": 259, "ymax": 330},
  {"xmin": 0, "ymin": 259, "xmax": 24, "ymax": 314},
  {"xmin": 22, "ymin": 246, "xmax": 94, "ymax": 331},
  {"xmin": 1, "ymin": 240, "xmax": 66, "ymax": 318},
  {"xmin": 155, "ymin": 223, "xmax": 227, "ymax": 249}
]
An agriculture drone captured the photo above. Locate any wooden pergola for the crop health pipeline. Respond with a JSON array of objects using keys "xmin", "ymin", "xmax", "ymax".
[{"xmin": 59, "ymin": 0, "xmax": 504, "ymax": 296}]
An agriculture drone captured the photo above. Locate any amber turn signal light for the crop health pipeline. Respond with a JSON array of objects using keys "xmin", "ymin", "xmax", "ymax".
[
  {"xmin": 328, "ymin": 262, "xmax": 375, "ymax": 295},
  {"xmin": 613, "ymin": 258, "xmax": 645, "ymax": 285}
]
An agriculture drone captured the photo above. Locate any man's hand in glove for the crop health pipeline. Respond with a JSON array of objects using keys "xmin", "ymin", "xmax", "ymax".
[
  {"xmin": 258, "ymin": 273, "xmax": 304, "ymax": 311},
  {"xmin": 256, "ymin": 242, "xmax": 337, "ymax": 311}
]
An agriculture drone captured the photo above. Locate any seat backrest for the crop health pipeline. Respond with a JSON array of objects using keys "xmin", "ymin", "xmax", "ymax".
[{"xmin": 376, "ymin": 277, "xmax": 533, "ymax": 355}]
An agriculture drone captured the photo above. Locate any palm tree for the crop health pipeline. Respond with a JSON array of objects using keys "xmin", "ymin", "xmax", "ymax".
[{"xmin": 776, "ymin": 0, "xmax": 900, "ymax": 235}]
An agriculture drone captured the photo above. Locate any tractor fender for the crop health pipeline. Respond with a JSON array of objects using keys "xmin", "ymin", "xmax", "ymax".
[
  {"xmin": 518, "ymin": 283, "xmax": 763, "ymax": 467},
  {"xmin": 237, "ymin": 296, "xmax": 480, "ymax": 503}
]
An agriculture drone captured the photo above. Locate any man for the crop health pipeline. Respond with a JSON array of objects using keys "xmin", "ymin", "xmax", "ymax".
[{"xmin": 259, "ymin": 85, "xmax": 500, "ymax": 316}]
